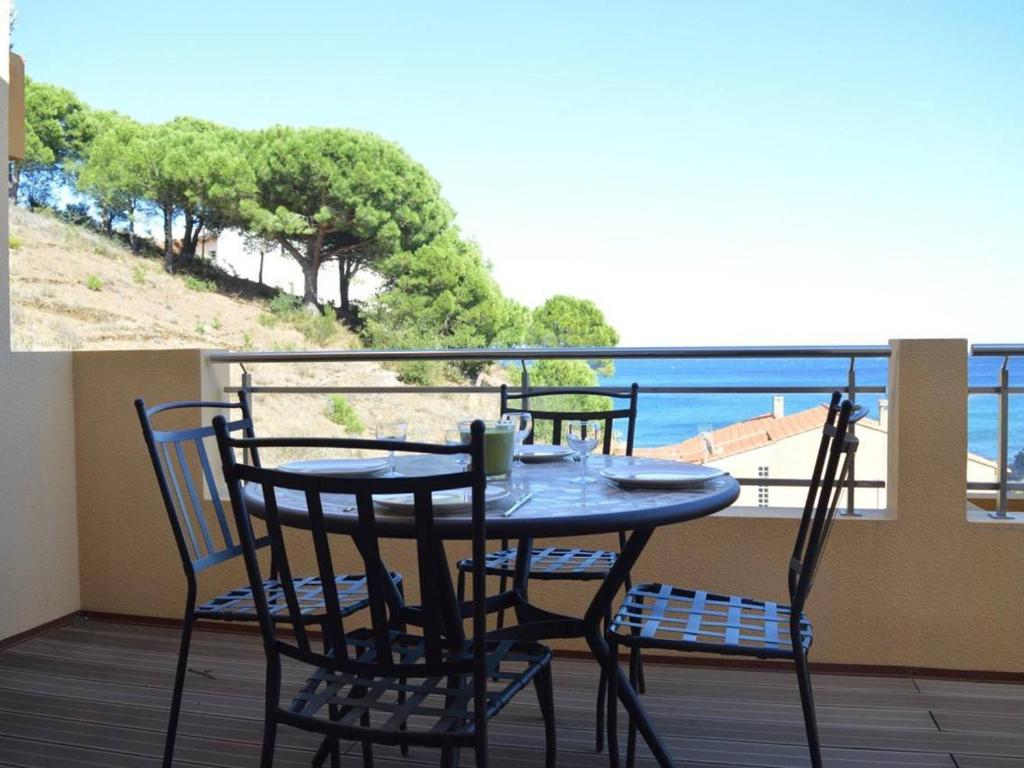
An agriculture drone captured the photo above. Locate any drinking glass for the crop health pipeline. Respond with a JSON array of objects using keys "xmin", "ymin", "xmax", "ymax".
[
  {"xmin": 501, "ymin": 412, "xmax": 533, "ymax": 467},
  {"xmin": 375, "ymin": 421, "xmax": 408, "ymax": 477},
  {"xmin": 566, "ymin": 419, "xmax": 601, "ymax": 485},
  {"xmin": 444, "ymin": 428, "xmax": 470, "ymax": 471}
]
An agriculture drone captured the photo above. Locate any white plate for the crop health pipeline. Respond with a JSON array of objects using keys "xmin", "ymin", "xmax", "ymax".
[
  {"xmin": 374, "ymin": 485, "xmax": 510, "ymax": 515},
  {"xmin": 277, "ymin": 458, "xmax": 390, "ymax": 478},
  {"xmin": 519, "ymin": 444, "xmax": 576, "ymax": 463},
  {"xmin": 600, "ymin": 463, "xmax": 727, "ymax": 490}
]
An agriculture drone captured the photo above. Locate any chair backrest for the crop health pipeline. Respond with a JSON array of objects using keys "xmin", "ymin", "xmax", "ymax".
[
  {"xmin": 136, "ymin": 393, "xmax": 265, "ymax": 576},
  {"xmin": 214, "ymin": 420, "xmax": 490, "ymax": 736},
  {"xmin": 787, "ymin": 392, "xmax": 865, "ymax": 613},
  {"xmin": 500, "ymin": 382, "xmax": 639, "ymax": 455}
]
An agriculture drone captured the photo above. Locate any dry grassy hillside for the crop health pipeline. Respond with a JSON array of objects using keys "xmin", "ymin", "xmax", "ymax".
[{"xmin": 8, "ymin": 205, "xmax": 500, "ymax": 450}]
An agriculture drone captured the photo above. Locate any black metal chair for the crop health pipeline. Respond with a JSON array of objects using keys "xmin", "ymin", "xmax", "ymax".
[
  {"xmin": 606, "ymin": 393, "xmax": 865, "ymax": 768},
  {"xmin": 213, "ymin": 418, "xmax": 556, "ymax": 768},
  {"xmin": 455, "ymin": 382, "xmax": 641, "ymax": 751},
  {"xmin": 136, "ymin": 395, "xmax": 400, "ymax": 768}
]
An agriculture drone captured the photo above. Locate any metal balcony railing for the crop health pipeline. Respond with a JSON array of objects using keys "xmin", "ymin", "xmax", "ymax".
[
  {"xmin": 208, "ymin": 345, "xmax": 890, "ymax": 515},
  {"xmin": 968, "ymin": 344, "xmax": 1024, "ymax": 519}
]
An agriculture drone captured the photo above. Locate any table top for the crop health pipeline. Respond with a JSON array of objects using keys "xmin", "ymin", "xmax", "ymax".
[{"xmin": 242, "ymin": 454, "xmax": 740, "ymax": 540}]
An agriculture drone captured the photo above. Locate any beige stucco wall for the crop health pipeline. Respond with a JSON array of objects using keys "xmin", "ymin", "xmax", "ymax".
[
  {"xmin": 70, "ymin": 341, "xmax": 1024, "ymax": 673},
  {"xmin": 0, "ymin": 22, "xmax": 83, "ymax": 641}
]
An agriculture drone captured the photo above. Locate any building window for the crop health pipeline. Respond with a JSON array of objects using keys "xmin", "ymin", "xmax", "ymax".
[{"xmin": 757, "ymin": 465, "xmax": 769, "ymax": 507}]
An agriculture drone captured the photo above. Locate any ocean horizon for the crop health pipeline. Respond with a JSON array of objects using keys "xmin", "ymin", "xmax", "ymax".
[{"xmin": 597, "ymin": 356, "xmax": 1023, "ymax": 462}]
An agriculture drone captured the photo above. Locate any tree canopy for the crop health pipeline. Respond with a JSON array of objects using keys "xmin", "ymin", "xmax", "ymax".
[
  {"xmin": 242, "ymin": 126, "xmax": 452, "ymax": 309},
  {"xmin": 364, "ymin": 229, "xmax": 529, "ymax": 379},
  {"xmin": 144, "ymin": 118, "xmax": 255, "ymax": 271},
  {"xmin": 77, "ymin": 112, "xmax": 148, "ymax": 238},
  {"xmin": 14, "ymin": 78, "xmax": 95, "ymax": 204},
  {"xmin": 18, "ymin": 78, "xmax": 623, "ymax": 379}
]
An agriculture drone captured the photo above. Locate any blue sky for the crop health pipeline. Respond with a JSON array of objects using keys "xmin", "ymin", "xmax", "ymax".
[{"xmin": 15, "ymin": 1, "xmax": 1024, "ymax": 344}]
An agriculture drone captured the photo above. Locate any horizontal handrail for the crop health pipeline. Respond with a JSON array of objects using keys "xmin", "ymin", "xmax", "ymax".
[
  {"xmin": 971, "ymin": 344, "xmax": 1024, "ymax": 357},
  {"xmin": 225, "ymin": 384, "xmax": 887, "ymax": 395},
  {"xmin": 208, "ymin": 344, "xmax": 892, "ymax": 365}
]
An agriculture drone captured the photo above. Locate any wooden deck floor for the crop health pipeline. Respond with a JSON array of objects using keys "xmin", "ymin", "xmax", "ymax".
[{"xmin": 0, "ymin": 618, "xmax": 1022, "ymax": 767}]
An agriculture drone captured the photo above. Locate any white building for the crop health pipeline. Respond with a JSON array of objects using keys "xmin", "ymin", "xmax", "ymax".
[{"xmin": 637, "ymin": 397, "xmax": 998, "ymax": 512}]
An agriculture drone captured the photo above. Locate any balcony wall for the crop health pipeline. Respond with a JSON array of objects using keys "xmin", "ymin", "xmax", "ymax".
[
  {"xmin": 0, "ymin": 50, "xmax": 81, "ymax": 642},
  {"xmin": 67, "ymin": 340, "xmax": 1024, "ymax": 674}
]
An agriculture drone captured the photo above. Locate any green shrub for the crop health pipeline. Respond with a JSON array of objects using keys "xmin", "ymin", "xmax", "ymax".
[
  {"xmin": 194, "ymin": 318, "xmax": 206, "ymax": 335},
  {"xmin": 240, "ymin": 332, "xmax": 254, "ymax": 350},
  {"xmin": 211, "ymin": 315, "xmax": 222, "ymax": 331},
  {"xmin": 296, "ymin": 307, "xmax": 339, "ymax": 346},
  {"xmin": 132, "ymin": 264, "xmax": 147, "ymax": 285},
  {"xmin": 184, "ymin": 275, "xmax": 216, "ymax": 293},
  {"xmin": 325, "ymin": 395, "xmax": 364, "ymax": 434},
  {"xmin": 395, "ymin": 360, "xmax": 441, "ymax": 386},
  {"xmin": 86, "ymin": 275, "xmax": 103, "ymax": 291},
  {"xmin": 268, "ymin": 291, "xmax": 302, "ymax": 317},
  {"xmin": 8, "ymin": 235, "xmax": 22, "ymax": 250}
]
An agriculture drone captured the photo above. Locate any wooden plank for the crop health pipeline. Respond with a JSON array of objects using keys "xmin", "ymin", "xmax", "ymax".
[
  {"xmin": 0, "ymin": 619, "xmax": 1020, "ymax": 768},
  {"xmin": 933, "ymin": 710, "xmax": 1024, "ymax": 737},
  {"xmin": 952, "ymin": 757, "xmax": 1024, "ymax": 768}
]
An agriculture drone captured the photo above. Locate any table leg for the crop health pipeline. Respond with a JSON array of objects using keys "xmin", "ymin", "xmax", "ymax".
[{"xmin": 582, "ymin": 528, "xmax": 678, "ymax": 768}]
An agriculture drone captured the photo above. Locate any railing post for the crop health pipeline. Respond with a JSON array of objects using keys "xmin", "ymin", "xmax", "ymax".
[
  {"xmin": 520, "ymin": 358, "xmax": 530, "ymax": 411},
  {"xmin": 241, "ymin": 364, "xmax": 253, "ymax": 465},
  {"xmin": 991, "ymin": 356, "xmax": 1013, "ymax": 520},
  {"xmin": 842, "ymin": 357, "xmax": 860, "ymax": 516}
]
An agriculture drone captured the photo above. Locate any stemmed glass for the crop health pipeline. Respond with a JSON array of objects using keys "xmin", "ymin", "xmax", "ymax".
[
  {"xmin": 444, "ymin": 428, "xmax": 471, "ymax": 471},
  {"xmin": 566, "ymin": 419, "xmax": 601, "ymax": 485},
  {"xmin": 375, "ymin": 421, "xmax": 407, "ymax": 477},
  {"xmin": 501, "ymin": 412, "xmax": 533, "ymax": 468}
]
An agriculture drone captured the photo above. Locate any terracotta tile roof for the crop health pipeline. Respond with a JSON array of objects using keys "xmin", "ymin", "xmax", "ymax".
[{"xmin": 636, "ymin": 404, "xmax": 832, "ymax": 463}]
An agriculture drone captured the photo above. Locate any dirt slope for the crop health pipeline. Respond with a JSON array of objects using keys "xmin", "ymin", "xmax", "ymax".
[{"xmin": 7, "ymin": 205, "xmax": 499, "ymax": 448}]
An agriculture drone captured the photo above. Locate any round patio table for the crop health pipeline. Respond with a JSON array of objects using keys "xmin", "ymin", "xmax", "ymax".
[{"xmin": 243, "ymin": 453, "xmax": 740, "ymax": 768}]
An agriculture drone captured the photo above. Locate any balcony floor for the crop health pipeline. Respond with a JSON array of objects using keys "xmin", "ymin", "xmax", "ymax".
[{"xmin": 0, "ymin": 619, "xmax": 1022, "ymax": 767}]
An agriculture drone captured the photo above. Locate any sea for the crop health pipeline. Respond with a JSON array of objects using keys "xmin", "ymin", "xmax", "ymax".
[{"xmin": 597, "ymin": 357, "xmax": 1024, "ymax": 461}]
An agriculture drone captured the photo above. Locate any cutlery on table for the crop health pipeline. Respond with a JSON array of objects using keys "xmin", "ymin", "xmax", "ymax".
[{"xmin": 502, "ymin": 492, "xmax": 534, "ymax": 518}]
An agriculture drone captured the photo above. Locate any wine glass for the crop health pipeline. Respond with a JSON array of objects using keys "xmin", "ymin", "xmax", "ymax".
[
  {"xmin": 375, "ymin": 421, "xmax": 407, "ymax": 477},
  {"xmin": 566, "ymin": 419, "xmax": 601, "ymax": 485},
  {"xmin": 444, "ymin": 428, "xmax": 470, "ymax": 471},
  {"xmin": 501, "ymin": 412, "xmax": 533, "ymax": 468}
]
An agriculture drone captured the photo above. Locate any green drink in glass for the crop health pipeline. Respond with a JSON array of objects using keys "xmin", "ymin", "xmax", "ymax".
[{"xmin": 459, "ymin": 420, "xmax": 515, "ymax": 479}]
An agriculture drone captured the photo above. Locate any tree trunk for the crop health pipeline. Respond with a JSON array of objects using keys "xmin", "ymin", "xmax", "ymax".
[
  {"xmin": 127, "ymin": 204, "xmax": 138, "ymax": 253},
  {"xmin": 258, "ymin": 251, "xmax": 265, "ymax": 285},
  {"xmin": 302, "ymin": 262, "xmax": 319, "ymax": 304},
  {"xmin": 163, "ymin": 208, "xmax": 175, "ymax": 273},
  {"xmin": 338, "ymin": 258, "xmax": 352, "ymax": 316},
  {"xmin": 102, "ymin": 210, "xmax": 115, "ymax": 235},
  {"xmin": 302, "ymin": 232, "xmax": 324, "ymax": 306},
  {"xmin": 181, "ymin": 212, "xmax": 196, "ymax": 262}
]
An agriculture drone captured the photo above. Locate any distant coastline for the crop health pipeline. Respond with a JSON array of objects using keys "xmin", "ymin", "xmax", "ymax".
[{"xmin": 599, "ymin": 357, "xmax": 1019, "ymax": 461}]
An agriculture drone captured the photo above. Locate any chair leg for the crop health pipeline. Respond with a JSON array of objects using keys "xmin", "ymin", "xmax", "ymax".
[
  {"xmin": 606, "ymin": 638, "xmax": 620, "ymax": 768},
  {"xmin": 456, "ymin": 567, "xmax": 466, "ymax": 603},
  {"xmin": 794, "ymin": 649, "xmax": 823, "ymax": 768},
  {"xmin": 261, "ymin": 658, "xmax": 281, "ymax": 768},
  {"xmin": 474, "ymin": 744, "xmax": 488, "ymax": 768},
  {"xmin": 441, "ymin": 746, "xmax": 462, "ymax": 768},
  {"xmin": 626, "ymin": 646, "xmax": 640, "ymax": 768},
  {"xmin": 533, "ymin": 664, "xmax": 557, "ymax": 768},
  {"xmin": 594, "ymin": 606, "xmax": 613, "ymax": 752},
  {"xmin": 260, "ymin": 719, "xmax": 277, "ymax": 768},
  {"xmin": 163, "ymin": 606, "xmax": 194, "ymax": 768}
]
